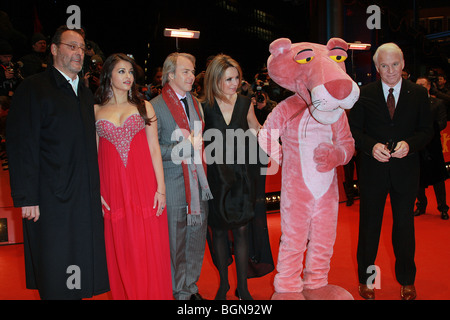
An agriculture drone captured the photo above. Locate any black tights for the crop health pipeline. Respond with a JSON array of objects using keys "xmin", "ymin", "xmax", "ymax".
[{"xmin": 211, "ymin": 224, "xmax": 253, "ymax": 300}]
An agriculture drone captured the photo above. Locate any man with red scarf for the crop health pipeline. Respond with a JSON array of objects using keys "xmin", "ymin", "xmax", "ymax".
[{"xmin": 150, "ymin": 52, "xmax": 212, "ymax": 300}]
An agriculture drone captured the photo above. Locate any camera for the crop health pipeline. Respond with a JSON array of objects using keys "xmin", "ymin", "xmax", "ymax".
[
  {"xmin": 89, "ymin": 58, "xmax": 101, "ymax": 79},
  {"xmin": 428, "ymin": 69, "xmax": 438, "ymax": 84},
  {"xmin": 6, "ymin": 62, "xmax": 23, "ymax": 81},
  {"xmin": 253, "ymin": 86, "xmax": 266, "ymax": 103}
]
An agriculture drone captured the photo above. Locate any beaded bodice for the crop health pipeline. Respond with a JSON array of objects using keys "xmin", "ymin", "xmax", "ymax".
[{"xmin": 96, "ymin": 113, "xmax": 145, "ymax": 167}]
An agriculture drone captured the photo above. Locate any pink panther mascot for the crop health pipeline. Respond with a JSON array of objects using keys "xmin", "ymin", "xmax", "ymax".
[{"xmin": 258, "ymin": 38, "xmax": 359, "ymax": 300}]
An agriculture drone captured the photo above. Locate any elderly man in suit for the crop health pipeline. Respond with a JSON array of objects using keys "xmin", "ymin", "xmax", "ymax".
[
  {"xmin": 348, "ymin": 43, "xmax": 433, "ymax": 300},
  {"xmin": 6, "ymin": 25, "xmax": 109, "ymax": 299},
  {"xmin": 150, "ymin": 52, "xmax": 212, "ymax": 300}
]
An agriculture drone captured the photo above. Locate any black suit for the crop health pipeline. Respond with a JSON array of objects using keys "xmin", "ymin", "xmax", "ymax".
[{"xmin": 348, "ymin": 79, "xmax": 433, "ymax": 286}]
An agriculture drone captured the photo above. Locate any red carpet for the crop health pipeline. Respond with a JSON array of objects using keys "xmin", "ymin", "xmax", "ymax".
[{"xmin": 1, "ymin": 185, "xmax": 450, "ymax": 300}]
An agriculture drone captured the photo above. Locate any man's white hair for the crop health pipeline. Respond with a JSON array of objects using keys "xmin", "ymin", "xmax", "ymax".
[{"xmin": 373, "ymin": 42, "xmax": 404, "ymax": 66}]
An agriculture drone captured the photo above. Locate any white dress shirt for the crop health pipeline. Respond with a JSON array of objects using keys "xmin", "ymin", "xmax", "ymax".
[
  {"xmin": 55, "ymin": 67, "xmax": 79, "ymax": 96},
  {"xmin": 381, "ymin": 79, "xmax": 402, "ymax": 107}
]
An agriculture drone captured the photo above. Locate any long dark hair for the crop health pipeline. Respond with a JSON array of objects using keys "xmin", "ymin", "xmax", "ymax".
[{"xmin": 95, "ymin": 53, "xmax": 153, "ymax": 125}]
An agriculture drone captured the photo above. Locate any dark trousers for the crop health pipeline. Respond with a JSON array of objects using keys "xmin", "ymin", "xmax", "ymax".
[
  {"xmin": 357, "ymin": 178, "xmax": 416, "ymax": 286},
  {"xmin": 416, "ymin": 180, "xmax": 449, "ymax": 213}
]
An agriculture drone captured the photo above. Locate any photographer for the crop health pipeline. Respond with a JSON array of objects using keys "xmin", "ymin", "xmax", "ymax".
[
  {"xmin": 238, "ymin": 79, "xmax": 254, "ymax": 98},
  {"xmin": 144, "ymin": 67, "xmax": 163, "ymax": 100},
  {"xmin": 79, "ymin": 27, "xmax": 105, "ymax": 79},
  {"xmin": 437, "ymin": 74, "xmax": 450, "ymax": 94},
  {"xmin": 252, "ymin": 87, "xmax": 276, "ymax": 124},
  {"xmin": 83, "ymin": 54, "xmax": 103, "ymax": 93},
  {"xmin": 428, "ymin": 69, "xmax": 450, "ymax": 120},
  {"xmin": 253, "ymin": 67, "xmax": 293, "ymax": 103},
  {"xmin": 19, "ymin": 33, "xmax": 51, "ymax": 78},
  {"xmin": 0, "ymin": 40, "xmax": 23, "ymax": 98}
]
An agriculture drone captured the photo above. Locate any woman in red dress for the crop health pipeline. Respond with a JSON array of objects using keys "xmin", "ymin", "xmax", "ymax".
[{"xmin": 94, "ymin": 53, "xmax": 172, "ymax": 299}]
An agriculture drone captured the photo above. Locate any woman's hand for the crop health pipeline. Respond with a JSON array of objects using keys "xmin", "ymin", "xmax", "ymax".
[
  {"xmin": 101, "ymin": 196, "xmax": 110, "ymax": 217},
  {"xmin": 154, "ymin": 191, "xmax": 166, "ymax": 216}
]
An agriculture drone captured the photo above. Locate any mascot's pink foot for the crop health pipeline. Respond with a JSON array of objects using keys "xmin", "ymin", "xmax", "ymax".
[
  {"xmin": 271, "ymin": 292, "xmax": 306, "ymax": 300},
  {"xmin": 302, "ymin": 284, "xmax": 354, "ymax": 300}
]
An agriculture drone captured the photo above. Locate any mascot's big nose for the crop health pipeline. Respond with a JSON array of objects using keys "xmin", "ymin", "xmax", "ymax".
[{"xmin": 324, "ymin": 79, "xmax": 353, "ymax": 100}]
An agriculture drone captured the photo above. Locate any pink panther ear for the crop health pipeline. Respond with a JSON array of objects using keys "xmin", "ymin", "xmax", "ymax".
[
  {"xmin": 326, "ymin": 38, "xmax": 348, "ymax": 51},
  {"xmin": 269, "ymin": 38, "xmax": 292, "ymax": 57}
]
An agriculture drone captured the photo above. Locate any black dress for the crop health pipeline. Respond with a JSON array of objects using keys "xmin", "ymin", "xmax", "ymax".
[
  {"xmin": 203, "ymin": 94, "xmax": 254, "ymax": 228},
  {"xmin": 203, "ymin": 94, "xmax": 274, "ymax": 278}
]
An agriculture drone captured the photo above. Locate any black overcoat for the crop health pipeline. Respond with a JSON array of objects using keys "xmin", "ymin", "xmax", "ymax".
[
  {"xmin": 419, "ymin": 96, "xmax": 449, "ymax": 187},
  {"xmin": 6, "ymin": 66, "xmax": 109, "ymax": 299}
]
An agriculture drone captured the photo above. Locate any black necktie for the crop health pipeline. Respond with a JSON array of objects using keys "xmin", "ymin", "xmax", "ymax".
[
  {"xmin": 181, "ymin": 97, "xmax": 190, "ymax": 120},
  {"xmin": 387, "ymin": 88, "xmax": 395, "ymax": 119}
]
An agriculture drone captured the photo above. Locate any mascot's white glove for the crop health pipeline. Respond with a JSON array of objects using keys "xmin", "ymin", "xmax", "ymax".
[{"xmin": 313, "ymin": 142, "xmax": 346, "ymax": 173}]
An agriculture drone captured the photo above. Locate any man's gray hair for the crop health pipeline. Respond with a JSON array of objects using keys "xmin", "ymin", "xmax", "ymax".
[{"xmin": 161, "ymin": 52, "xmax": 196, "ymax": 86}]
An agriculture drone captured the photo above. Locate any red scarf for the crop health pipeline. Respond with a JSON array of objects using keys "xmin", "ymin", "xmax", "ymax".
[{"xmin": 162, "ymin": 84, "xmax": 206, "ymax": 214}]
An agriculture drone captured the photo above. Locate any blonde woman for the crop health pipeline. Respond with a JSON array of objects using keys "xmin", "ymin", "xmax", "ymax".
[{"xmin": 202, "ymin": 54, "xmax": 273, "ymax": 300}]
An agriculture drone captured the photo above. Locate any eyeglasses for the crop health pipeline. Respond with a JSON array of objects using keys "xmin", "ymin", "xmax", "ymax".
[{"xmin": 59, "ymin": 42, "xmax": 86, "ymax": 53}]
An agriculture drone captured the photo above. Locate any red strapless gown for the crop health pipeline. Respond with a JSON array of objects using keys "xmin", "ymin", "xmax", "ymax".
[{"xmin": 96, "ymin": 113, "xmax": 172, "ymax": 300}]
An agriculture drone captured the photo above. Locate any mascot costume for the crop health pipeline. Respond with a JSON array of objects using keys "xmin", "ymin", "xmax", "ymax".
[{"xmin": 258, "ymin": 38, "xmax": 360, "ymax": 300}]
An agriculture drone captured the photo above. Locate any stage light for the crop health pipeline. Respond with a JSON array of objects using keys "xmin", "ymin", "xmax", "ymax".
[
  {"xmin": 348, "ymin": 42, "xmax": 371, "ymax": 50},
  {"xmin": 164, "ymin": 28, "xmax": 200, "ymax": 39},
  {"xmin": 164, "ymin": 28, "xmax": 200, "ymax": 51}
]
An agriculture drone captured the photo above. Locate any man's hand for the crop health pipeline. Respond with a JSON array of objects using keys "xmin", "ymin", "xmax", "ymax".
[
  {"xmin": 372, "ymin": 143, "xmax": 391, "ymax": 162},
  {"xmin": 390, "ymin": 141, "xmax": 409, "ymax": 159},
  {"xmin": 188, "ymin": 130, "xmax": 203, "ymax": 151},
  {"xmin": 21, "ymin": 205, "xmax": 40, "ymax": 222},
  {"xmin": 372, "ymin": 141, "xmax": 409, "ymax": 162}
]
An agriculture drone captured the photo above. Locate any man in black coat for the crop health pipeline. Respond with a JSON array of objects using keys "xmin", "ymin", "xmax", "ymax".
[
  {"xmin": 348, "ymin": 43, "xmax": 433, "ymax": 300},
  {"xmin": 5, "ymin": 26, "xmax": 109, "ymax": 299},
  {"xmin": 19, "ymin": 33, "xmax": 51, "ymax": 78},
  {"xmin": 414, "ymin": 77, "xmax": 449, "ymax": 220}
]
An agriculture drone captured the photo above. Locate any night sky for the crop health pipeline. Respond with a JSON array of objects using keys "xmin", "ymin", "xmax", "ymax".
[{"xmin": 1, "ymin": 0, "xmax": 448, "ymax": 83}]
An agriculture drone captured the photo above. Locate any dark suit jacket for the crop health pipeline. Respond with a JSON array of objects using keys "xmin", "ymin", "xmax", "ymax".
[
  {"xmin": 348, "ymin": 79, "xmax": 433, "ymax": 192},
  {"xmin": 6, "ymin": 66, "xmax": 109, "ymax": 299}
]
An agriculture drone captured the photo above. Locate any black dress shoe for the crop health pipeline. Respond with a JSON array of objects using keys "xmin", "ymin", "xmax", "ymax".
[
  {"xmin": 190, "ymin": 293, "xmax": 206, "ymax": 300},
  {"xmin": 441, "ymin": 211, "xmax": 449, "ymax": 220},
  {"xmin": 414, "ymin": 208, "xmax": 425, "ymax": 216}
]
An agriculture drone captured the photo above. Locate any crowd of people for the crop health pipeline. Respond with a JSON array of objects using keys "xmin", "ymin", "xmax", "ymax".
[
  {"xmin": 1, "ymin": 22, "xmax": 450, "ymax": 301},
  {"xmin": 2, "ymin": 25, "xmax": 279, "ymax": 300}
]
